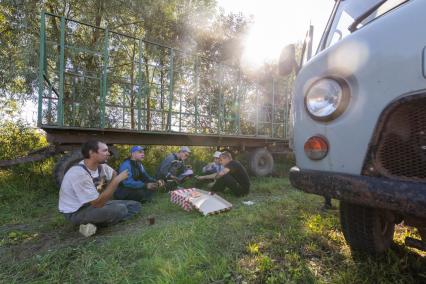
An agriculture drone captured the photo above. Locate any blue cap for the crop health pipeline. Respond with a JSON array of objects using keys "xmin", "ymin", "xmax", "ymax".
[{"xmin": 130, "ymin": 145, "xmax": 144, "ymax": 153}]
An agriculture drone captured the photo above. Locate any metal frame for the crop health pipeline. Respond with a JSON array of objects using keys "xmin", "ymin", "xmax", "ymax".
[{"xmin": 37, "ymin": 12, "xmax": 291, "ymax": 146}]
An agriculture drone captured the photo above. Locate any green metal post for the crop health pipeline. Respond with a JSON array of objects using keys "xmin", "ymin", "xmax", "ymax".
[
  {"xmin": 167, "ymin": 48, "xmax": 174, "ymax": 131},
  {"xmin": 179, "ymin": 92, "xmax": 182, "ymax": 132},
  {"xmin": 100, "ymin": 28, "xmax": 109, "ymax": 128},
  {"xmin": 37, "ymin": 12, "xmax": 46, "ymax": 126},
  {"xmin": 58, "ymin": 16, "xmax": 65, "ymax": 126},
  {"xmin": 255, "ymin": 88, "xmax": 259, "ymax": 136},
  {"xmin": 272, "ymin": 78, "xmax": 275, "ymax": 138},
  {"xmin": 236, "ymin": 70, "xmax": 241, "ymax": 135},
  {"xmin": 284, "ymin": 81, "xmax": 290, "ymax": 139},
  {"xmin": 218, "ymin": 65, "xmax": 224, "ymax": 134},
  {"xmin": 72, "ymin": 76, "xmax": 77, "ymax": 126},
  {"xmin": 123, "ymin": 88, "xmax": 127, "ymax": 128},
  {"xmin": 194, "ymin": 59, "xmax": 199, "ymax": 133},
  {"xmin": 137, "ymin": 39, "xmax": 143, "ymax": 131},
  {"xmin": 47, "ymin": 84, "xmax": 52, "ymax": 124}
]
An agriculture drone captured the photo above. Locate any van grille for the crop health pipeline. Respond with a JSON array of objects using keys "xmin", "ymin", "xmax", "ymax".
[{"xmin": 373, "ymin": 96, "xmax": 426, "ymax": 181}]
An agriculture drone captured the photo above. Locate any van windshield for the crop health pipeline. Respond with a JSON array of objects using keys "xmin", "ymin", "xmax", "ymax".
[{"xmin": 320, "ymin": 0, "xmax": 408, "ymax": 50}]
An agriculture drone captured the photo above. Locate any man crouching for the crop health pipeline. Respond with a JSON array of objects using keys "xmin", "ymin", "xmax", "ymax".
[
  {"xmin": 58, "ymin": 140, "xmax": 141, "ymax": 232},
  {"xmin": 211, "ymin": 151, "xmax": 250, "ymax": 197}
]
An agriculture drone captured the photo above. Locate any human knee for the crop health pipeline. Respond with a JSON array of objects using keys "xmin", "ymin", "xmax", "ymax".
[
  {"xmin": 127, "ymin": 200, "xmax": 142, "ymax": 213},
  {"xmin": 108, "ymin": 203, "xmax": 129, "ymax": 219}
]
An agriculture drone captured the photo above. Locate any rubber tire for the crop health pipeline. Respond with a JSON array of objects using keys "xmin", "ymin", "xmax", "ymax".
[
  {"xmin": 249, "ymin": 148, "xmax": 274, "ymax": 177},
  {"xmin": 340, "ymin": 201, "xmax": 395, "ymax": 254},
  {"xmin": 53, "ymin": 150, "xmax": 83, "ymax": 188}
]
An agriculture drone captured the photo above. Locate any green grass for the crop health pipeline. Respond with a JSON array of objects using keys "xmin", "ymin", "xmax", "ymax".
[{"xmin": 1, "ymin": 169, "xmax": 425, "ymax": 283}]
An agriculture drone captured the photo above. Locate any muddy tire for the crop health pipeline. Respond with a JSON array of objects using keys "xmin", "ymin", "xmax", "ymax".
[
  {"xmin": 340, "ymin": 201, "xmax": 395, "ymax": 254},
  {"xmin": 249, "ymin": 148, "xmax": 274, "ymax": 177},
  {"xmin": 53, "ymin": 150, "xmax": 83, "ymax": 188}
]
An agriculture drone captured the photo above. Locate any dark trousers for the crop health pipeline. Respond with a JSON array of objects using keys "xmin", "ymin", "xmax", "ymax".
[
  {"xmin": 64, "ymin": 200, "xmax": 141, "ymax": 226},
  {"xmin": 114, "ymin": 188, "xmax": 154, "ymax": 203},
  {"xmin": 212, "ymin": 174, "xmax": 249, "ymax": 197}
]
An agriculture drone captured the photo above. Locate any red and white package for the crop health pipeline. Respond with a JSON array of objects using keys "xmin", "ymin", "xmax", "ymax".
[
  {"xmin": 170, "ymin": 188, "xmax": 197, "ymax": 212},
  {"xmin": 170, "ymin": 188, "xmax": 232, "ymax": 215}
]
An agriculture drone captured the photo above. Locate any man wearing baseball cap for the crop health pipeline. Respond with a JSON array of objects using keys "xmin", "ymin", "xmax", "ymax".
[
  {"xmin": 114, "ymin": 146, "xmax": 165, "ymax": 202},
  {"xmin": 195, "ymin": 151, "xmax": 223, "ymax": 181},
  {"xmin": 156, "ymin": 146, "xmax": 191, "ymax": 186}
]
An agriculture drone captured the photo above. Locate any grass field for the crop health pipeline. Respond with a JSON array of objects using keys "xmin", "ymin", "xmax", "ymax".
[{"xmin": 1, "ymin": 162, "xmax": 425, "ymax": 283}]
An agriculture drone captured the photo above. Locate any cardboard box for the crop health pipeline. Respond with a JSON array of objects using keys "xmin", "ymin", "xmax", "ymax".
[{"xmin": 170, "ymin": 188, "xmax": 232, "ymax": 215}]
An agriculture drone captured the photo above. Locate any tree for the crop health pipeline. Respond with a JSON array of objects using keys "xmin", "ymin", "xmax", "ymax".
[{"xmin": 1, "ymin": 0, "xmax": 288, "ymax": 139}]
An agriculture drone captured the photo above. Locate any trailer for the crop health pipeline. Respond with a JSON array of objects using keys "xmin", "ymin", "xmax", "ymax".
[{"xmin": 0, "ymin": 12, "xmax": 292, "ymax": 184}]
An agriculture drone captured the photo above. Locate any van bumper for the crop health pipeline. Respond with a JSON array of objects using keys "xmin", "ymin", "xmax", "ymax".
[{"xmin": 289, "ymin": 166, "xmax": 426, "ymax": 218}]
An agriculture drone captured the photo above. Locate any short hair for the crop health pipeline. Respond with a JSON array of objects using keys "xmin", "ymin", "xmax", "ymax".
[
  {"xmin": 220, "ymin": 151, "xmax": 232, "ymax": 160},
  {"xmin": 81, "ymin": 140, "xmax": 104, "ymax": 159}
]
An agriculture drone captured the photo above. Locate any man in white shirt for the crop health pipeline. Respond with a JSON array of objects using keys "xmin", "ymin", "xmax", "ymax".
[{"xmin": 59, "ymin": 140, "xmax": 141, "ymax": 227}]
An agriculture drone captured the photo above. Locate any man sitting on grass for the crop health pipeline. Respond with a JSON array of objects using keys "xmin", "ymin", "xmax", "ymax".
[
  {"xmin": 156, "ymin": 146, "xmax": 192, "ymax": 189},
  {"xmin": 195, "ymin": 151, "xmax": 223, "ymax": 181},
  {"xmin": 210, "ymin": 151, "xmax": 250, "ymax": 197},
  {"xmin": 114, "ymin": 145, "xmax": 164, "ymax": 203},
  {"xmin": 58, "ymin": 140, "xmax": 141, "ymax": 231}
]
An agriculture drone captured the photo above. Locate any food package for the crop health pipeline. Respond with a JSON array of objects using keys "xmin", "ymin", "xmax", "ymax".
[
  {"xmin": 170, "ymin": 188, "xmax": 196, "ymax": 212},
  {"xmin": 170, "ymin": 188, "xmax": 232, "ymax": 215}
]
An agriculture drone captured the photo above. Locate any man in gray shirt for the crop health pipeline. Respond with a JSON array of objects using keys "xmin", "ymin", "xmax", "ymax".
[
  {"xmin": 156, "ymin": 146, "xmax": 191, "ymax": 187},
  {"xmin": 59, "ymin": 140, "xmax": 141, "ymax": 230}
]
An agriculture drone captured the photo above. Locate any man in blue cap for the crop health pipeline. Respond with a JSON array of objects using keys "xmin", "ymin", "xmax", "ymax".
[{"xmin": 114, "ymin": 146, "xmax": 165, "ymax": 202}]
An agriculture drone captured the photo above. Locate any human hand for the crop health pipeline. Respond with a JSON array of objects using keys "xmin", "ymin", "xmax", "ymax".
[
  {"xmin": 116, "ymin": 169, "xmax": 128, "ymax": 182},
  {"xmin": 157, "ymin": 179, "xmax": 165, "ymax": 187},
  {"xmin": 195, "ymin": 175, "xmax": 202, "ymax": 180},
  {"xmin": 147, "ymin": 182, "xmax": 158, "ymax": 190}
]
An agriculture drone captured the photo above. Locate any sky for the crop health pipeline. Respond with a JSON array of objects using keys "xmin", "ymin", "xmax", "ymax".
[{"xmin": 217, "ymin": 0, "xmax": 335, "ymax": 68}]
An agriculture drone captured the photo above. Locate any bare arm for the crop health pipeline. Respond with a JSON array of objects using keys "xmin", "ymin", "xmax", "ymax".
[
  {"xmin": 195, "ymin": 173, "xmax": 217, "ymax": 180},
  {"xmin": 215, "ymin": 168, "xmax": 230, "ymax": 179},
  {"xmin": 91, "ymin": 170, "xmax": 128, "ymax": 208}
]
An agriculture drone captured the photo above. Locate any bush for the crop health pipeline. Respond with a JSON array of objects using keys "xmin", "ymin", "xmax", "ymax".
[{"xmin": 0, "ymin": 120, "xmax": 47, "ymax": 160}]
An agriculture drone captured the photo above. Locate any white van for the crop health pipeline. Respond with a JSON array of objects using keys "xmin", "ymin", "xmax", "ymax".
[{"xmin": 280, "ymin": 0, "xmax": 426, "ymax": 254}]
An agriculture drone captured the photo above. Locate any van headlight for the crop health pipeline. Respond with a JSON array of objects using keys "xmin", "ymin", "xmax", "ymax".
[{"xmin": 305, "ymin": 78, "xmax": 350, "ymax": 121}]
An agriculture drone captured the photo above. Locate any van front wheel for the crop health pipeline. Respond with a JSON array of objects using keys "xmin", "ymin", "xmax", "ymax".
[{"xmin": 340, "ymin": 201, "xmax": 395, "ymax": 254}]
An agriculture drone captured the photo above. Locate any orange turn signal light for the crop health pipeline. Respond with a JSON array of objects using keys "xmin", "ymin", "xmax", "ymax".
[{"xmin": 304, "ymin": 136, "xmax": 329, "ymax": 160}]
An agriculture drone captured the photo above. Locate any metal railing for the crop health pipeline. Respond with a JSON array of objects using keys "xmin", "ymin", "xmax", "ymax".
[{"xmin": 38, "ymin": 12, "xmax": 292, "ymax": 140}]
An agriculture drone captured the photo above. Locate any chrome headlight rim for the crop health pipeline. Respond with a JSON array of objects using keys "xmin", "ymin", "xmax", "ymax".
[{"xmin": 304, "ymin": 77, "xmax": 350, "ymax": 122}]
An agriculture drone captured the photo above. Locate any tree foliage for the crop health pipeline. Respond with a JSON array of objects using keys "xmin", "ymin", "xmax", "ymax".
[
  {"xmin": 0, "ymin": 120, "xmax": 47, "ymax": 161},
  {"xmin": 1, "ymin": 1, "xmax": 249, "ymax": 118},
  {"xmin": 1, "ymin": 0, "xmax": 292, "ymax": 139}
]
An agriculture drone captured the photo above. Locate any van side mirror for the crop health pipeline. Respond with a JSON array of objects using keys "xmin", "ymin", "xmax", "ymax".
[{"xmin": 278, "ymin": 44, "xmax": 297, "ymax": 76}]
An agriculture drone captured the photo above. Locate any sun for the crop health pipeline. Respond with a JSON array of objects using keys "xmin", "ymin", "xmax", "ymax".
[
  {"xmin": 241, "ymin": 25, "xmax": 285, "ymax": 69},
  {"xmin": 218, "ymin": 0, "xmax": 335, "ymax": 70}
]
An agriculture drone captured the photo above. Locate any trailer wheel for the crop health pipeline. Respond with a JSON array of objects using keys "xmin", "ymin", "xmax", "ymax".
[
  {"xmin": 249, "ymin": 148, "xmax": 274, "ymax": 177},
  {"xmin": 340, "ymin": 201, "xmax": 395, "ymax": 254},
  {"xmin": 53, "ymin": 150, "xmax": 83, "ymax": 188}
]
